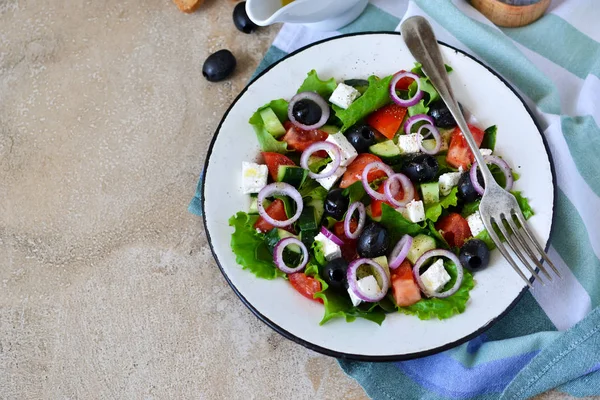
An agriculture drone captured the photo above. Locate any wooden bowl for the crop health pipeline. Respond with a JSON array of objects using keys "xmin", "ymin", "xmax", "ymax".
[{"xmin": 469, "ymin": 0, "xmax": 551, "ymax": 27}]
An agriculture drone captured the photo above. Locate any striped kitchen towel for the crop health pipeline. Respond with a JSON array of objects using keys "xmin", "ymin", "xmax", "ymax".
[{"xmin": 190, "ymin": 1, "xmax": 600, "ymax": 398}]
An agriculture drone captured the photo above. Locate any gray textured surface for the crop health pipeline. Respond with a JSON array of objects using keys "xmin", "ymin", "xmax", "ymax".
[{"xmin": 0, "ymin": 0, "xmax": 590, "ymax": 399}]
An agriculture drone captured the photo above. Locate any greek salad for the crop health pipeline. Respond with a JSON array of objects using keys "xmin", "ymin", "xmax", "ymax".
[{"xmin": 229, "ymin": 64, "xmax": 534, "ymax": 325}]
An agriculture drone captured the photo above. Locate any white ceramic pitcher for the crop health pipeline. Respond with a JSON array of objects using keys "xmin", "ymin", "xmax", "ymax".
[{"xmin": 245, "ymin": 0, "xmax": 368, "ymax": 32}]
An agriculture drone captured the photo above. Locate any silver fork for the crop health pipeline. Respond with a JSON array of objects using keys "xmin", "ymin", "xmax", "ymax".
[{"xmin": 401, "ymin": 16, "xmax": 560, "ymax": 287}]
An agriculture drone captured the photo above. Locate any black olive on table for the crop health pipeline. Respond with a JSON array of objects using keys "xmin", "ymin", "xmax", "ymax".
[
  {"xmin": 324, "ymin": 188, "xmax": 349, "ymax": 221},
  {"xmin": 457, "ymin": 172, "xmax": 481, "ymax": 203},
  {"xmin": 459, "ymin": 239, "xmax": 490, "ymax": 271},
  {"xmin": 203, "ymin": 49, "xmax": 237, "ymax": 82},
  {"xmin": 344, "ymin": 124, "xmax": 376, "ymax": 153},
  {"xmin": 401, "ymin": 154, "xmax": 439, "ymax": 183},
  {"xmin": 322, "ymin": 258, "xmax": 349, "ymax": 292},
  {"xmin": 357, "ymin": 223, "xmax": 389, "ymax": 258},
  {"xmin": 428, "ymin": 101, "xmax": 465, "ymax": 128},
  {"xmin": 292, "ymin": 99, "xmax": 323, "ymax": 126},
  {"xmin": 233, "ymin": 2, "xmax": 259, "ymax": 34}
]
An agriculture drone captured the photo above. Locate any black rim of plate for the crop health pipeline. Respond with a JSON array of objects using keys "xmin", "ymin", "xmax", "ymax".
[{"xmin": 201, "ymin": 31, "xmax": 557, "ymax": 362}]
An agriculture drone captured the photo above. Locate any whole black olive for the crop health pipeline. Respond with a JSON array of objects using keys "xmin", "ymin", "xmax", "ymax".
[
  {"xmin": 457, "ymin": 172, "xmax": 480, "ymax": 203},
  {"xmin": 324, "ymin": 188, "xmax": 349, "ymax": 221},
  {"xmin": 401, "ymin": 154, "xmax": 439, "ymax": 183},
  {"xmin": 233, "ymin": 2, "xmax": 258, "ymax": 34},
  {"xmin": 428, "ymin": 101, "xmax": 464, "ymax": 128},
  {"xmin": 459, "ymin": 239, "xmax": 490, "ymax": 271},
  {"xmin": 202, "ymin": 49, "xmax": 237, "ymax": 82},
  {"xmin": 344, "ymin": 124, "xmax": 376, "ymax": 153},
  {"xmin": 357, "ymin": 223, "xmax": 389, "ymax": 258},
  {"xmin": 292, "ymin": 99, "xmax": 322, "ymax": 126},
  {"xmin": 322, "ymin": 258, "xmax": 349, "ymax": 292}
]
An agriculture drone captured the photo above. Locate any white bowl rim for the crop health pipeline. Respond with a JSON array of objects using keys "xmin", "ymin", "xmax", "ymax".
[{"xmin": 200, "ymin": 31, "xmax": 557, "ymax": 362}]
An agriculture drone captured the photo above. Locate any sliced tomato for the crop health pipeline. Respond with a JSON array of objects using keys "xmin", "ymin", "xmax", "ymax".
[
  {"xmin": 435, "ymin": 212, "xmax": 472, "ymax": 248},
  {"xmin": 289, "ymin": 273, "xmax": 323, "ymax": 303},
  {"xmin": 446, "ymin": 124, "xmax": 485, "ymax": 169},
  {"xmin": 282, "ymin": 121, "xmax": 328, "ymax": 154},
  {"xmin": 394, "ymin": 70, "xmax": 415, "ymax": 91},
  {"xmin": 262, "ymin": 152, "xmax": 295, "ymax": 181},
  {"xmin": 332, "ymin": 220, "xmax": 359, "ymax": 262},
  {"xmin": 391, "ymin": 260, "xmax": 422, "ymax": 307},
  {"xmin": 254, "ymin": 199, "xmax": 293, "ymax": 233},
  {"xmin": 339, "ymin": 153, "xmax": 387, "ymax": 189},
  {"xmin": 366, "ymin": 104, "xmax": 407, "ymax": 140}
]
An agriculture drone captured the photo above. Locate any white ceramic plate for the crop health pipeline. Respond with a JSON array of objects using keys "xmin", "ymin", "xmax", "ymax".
[{"xmin": 202, "ymin": 33, "xmax": 555, "ymax": 361}]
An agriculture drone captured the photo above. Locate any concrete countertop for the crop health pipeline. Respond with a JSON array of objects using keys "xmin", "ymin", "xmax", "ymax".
[{"xmin": 0, "ymin": 0, "xmax": 586, "ymax": 398}]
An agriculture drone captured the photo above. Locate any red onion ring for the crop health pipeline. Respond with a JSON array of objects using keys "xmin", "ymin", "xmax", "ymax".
[
  {"xmin": 361, "ymin": 161, "xmax": 394, "ymax": 201},
  {"xmin": 347, "ymin": 258, "xmax": 391, "ymax": 302},
  {"xmin": 413, "ymin": 249, "xmax": 464, "ymax": 298},
  {"xmin": 320, "ymin": 226, "xmax": 344, "ymax": 246},
  {"xmin": 469, "ymin": 155, "xmax": 514, "ymax": 195},
  {"xmin": 300, "ymin": 141, "xmax": 341, "ymax": 179},
  {"xmin": 257, "ymin": 183, "xmax": 303, "ymax": 228},
  {"xmin": 288, "ymin": 92, "xmax": 330, "ymax": 130},
  {"xmin": 389, "ymin": 71, "xmax": 423, "ymax": 107},
  {"xmin": 344, "ymin": 202, "xmax": 366, "ymax": 239},
  {"xmin": 273, "ymin": 237, "xmax": 308, "ymax": 274},
  {"xmin": 383, "ymin": 173, "xmax": 415, "ymax": 207},
  {"xmin": 404, "ymin": 113, "xmax": 435, "ymax": 134},
  {"xmin": 416, "ymin": 124, "xmax": 442, "ymax": 155},
  {"xmin": 389, "ymin": 234, "xmax": 413, "ymax": 270}
]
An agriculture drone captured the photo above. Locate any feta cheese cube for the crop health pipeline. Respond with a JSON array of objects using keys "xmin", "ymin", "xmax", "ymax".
[
  {"xmin": 316, "ymin": 164, "xmax": 346, "ymax": 190},
  {"xmin": 439, "ymin": 172, "xmax": 462, "ymax": 196},
  {"xmin": 314, "ymin": 232, "xmax": 342, "ymax": 261},
  {"xmin": 347, "ymin": 275, "xmax": 381, "ymax": 307},
  {"xmin": 466, "ymin": 211, "xmax": 486, "ymax": 236},
  {"xmin": 326, "ymin": 132, "xmax": 358, "ymax": 167},
  {"xmin": 241, "ymin": 162, "xmax": 268, "ymax": 194},
  {"xmin": 401, "ymin": 200, "xmax": 425, "ymax": 223},
  {"xmin": 329, "ymin": 83, "xmax": 361, "ymax": 109},
  {"xmin": 420, "ymin": 259, "xmax": 451, "ymax": 293},
  {"xmin": 398, "ymin": 133, "xmax": 421, "ymax": 154},
  {"xmin": 480, "ymin": 148, "xmax": 493, "ymax": 157}
]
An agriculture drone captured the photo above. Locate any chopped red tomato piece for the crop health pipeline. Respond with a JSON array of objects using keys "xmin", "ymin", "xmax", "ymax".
[
  {"xmin": 262, "ymin": 152, "xmax": 295, "ymax": 181},
  {"xmin": 370, "ymin": 183, "xmax": 420, "ymax": 218},
  {"xmin": 289, "ymin": 273, "xmax": 323, "ymax": 303},
  {"xmin": 435, "ymin": 212, "xmax": 472, "ymax": 248},
  {"xmin": 446, "ymin": 124, "xmax": 485, "ymax": 169},
  {"xmin": 366, "ymin": 104, "xmax": 407, "ymax": 139},
  {"xmin": 254, "ymin": 199, "xmax": 293, "ymax": 233},
  {"xmin": 333, "ymin": 220, "xmax": 359, "ymax": 262},
  {"xmin": 282, "ymin": 121, "xmax": 328, "ymax": 154},
  {"xmin": 394, "ymin": 70, "xmax": 415, "ymax": 91},
  {"xmin": 339, "ymin": 153, "xmax": 387, "ymax": 188},
  {"xmin": 391, "ymin": 260, "xmax": 422, "ymax": 307}
]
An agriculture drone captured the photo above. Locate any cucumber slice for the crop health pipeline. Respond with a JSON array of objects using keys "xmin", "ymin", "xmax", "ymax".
[
  {"xmin": 298, "ymin": 206, "xmax": 319, "ymax": 232},
  {"xmin": 369, "ymin": 140, "xmax": 402, "ymax": 164},
  {"xmin": 260, "ymin": 107, "xmax": 286, "ymax": 138},
  {"xmin": 319, "ymin": 125, "xmax": 340, "ymax": 135},
  {"xmin": 407, "ymin": 234, "xmax": 437, "ymax": 264},
  {"xmin": 264, "ymin": 229, "xmax": 301, "ymax": 253},
  {"xmin": 371, "ymin": 255, "xmax": 390, "ymax": 279},
  {"xmin": 276, "ymin": 165, "xmax": 308, "ymax": 188},
  {"xmin": 343, "ymin": 79, "xmax": 369, "ymax": 94},
  {"xmin": 300, "ymin": 228, "xmax": 318, "ymax": 248},
  {"xmin": 420, "ymin": 182, "xmax": 440, "ymax": 205}
]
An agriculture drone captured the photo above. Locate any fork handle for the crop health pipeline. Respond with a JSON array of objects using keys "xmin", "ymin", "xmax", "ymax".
[{"xmin": 401, "ymin": 16, "xmax": 495, "ymax": 187}]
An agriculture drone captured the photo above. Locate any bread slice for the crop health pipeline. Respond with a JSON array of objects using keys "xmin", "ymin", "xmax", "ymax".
[{"xmin": 173, "ymin": 0, "xmax": 204, "ymax": 13}]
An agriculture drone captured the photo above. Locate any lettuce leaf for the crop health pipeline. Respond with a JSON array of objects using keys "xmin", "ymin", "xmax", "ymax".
[
  {"xmin": 249, "ymin": 99, "xmax": 289, "ymax": 153},
  {"xmin": 481, "ymin": 125, "xmax": 497, "ymax": 151},
  {"xmin": 297, "ymin": 70, "xmax": 337, "ymax": 99},
  {"xmin": 334, "ymin": 75, "xmax": 394, "ymax": 131},
  {"xmin": 407, "ymin": 99, "xmax": 429, "ymax": 117},
  {"xmin": 512, "ymin": 190, "xmax": 534, "ymax": 219},
  {"xmin": 228, "ymin": 212, "xmax": 285, "ymax": 279},
  {"xmin": 427, "ymin": 220, "xmax": 450, "ymax": 249},
  {"xmin": 435, "ymin": 155, "xmax": 458, "ymax": 175},
  {"xmin": 461, "ymin": 200, "xmax": 481, "ymax": 217},
  {"xmin": 342, "ymin": 180, "xmax": 367, "ymax": 204},
  {"xmin": 411, "ymin": 62, "xmax": 453, "ymax": 76},
  {"xmin": 424, "ymin": 187, "xmax": 459, "ymax": 222},
  {"xmin": 398, "ymin": 262, "xmax": 474, "ymax": 320},
  {"xmin": 379, "ymin": 203, "xmax": 426, "ymax": 243}
]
